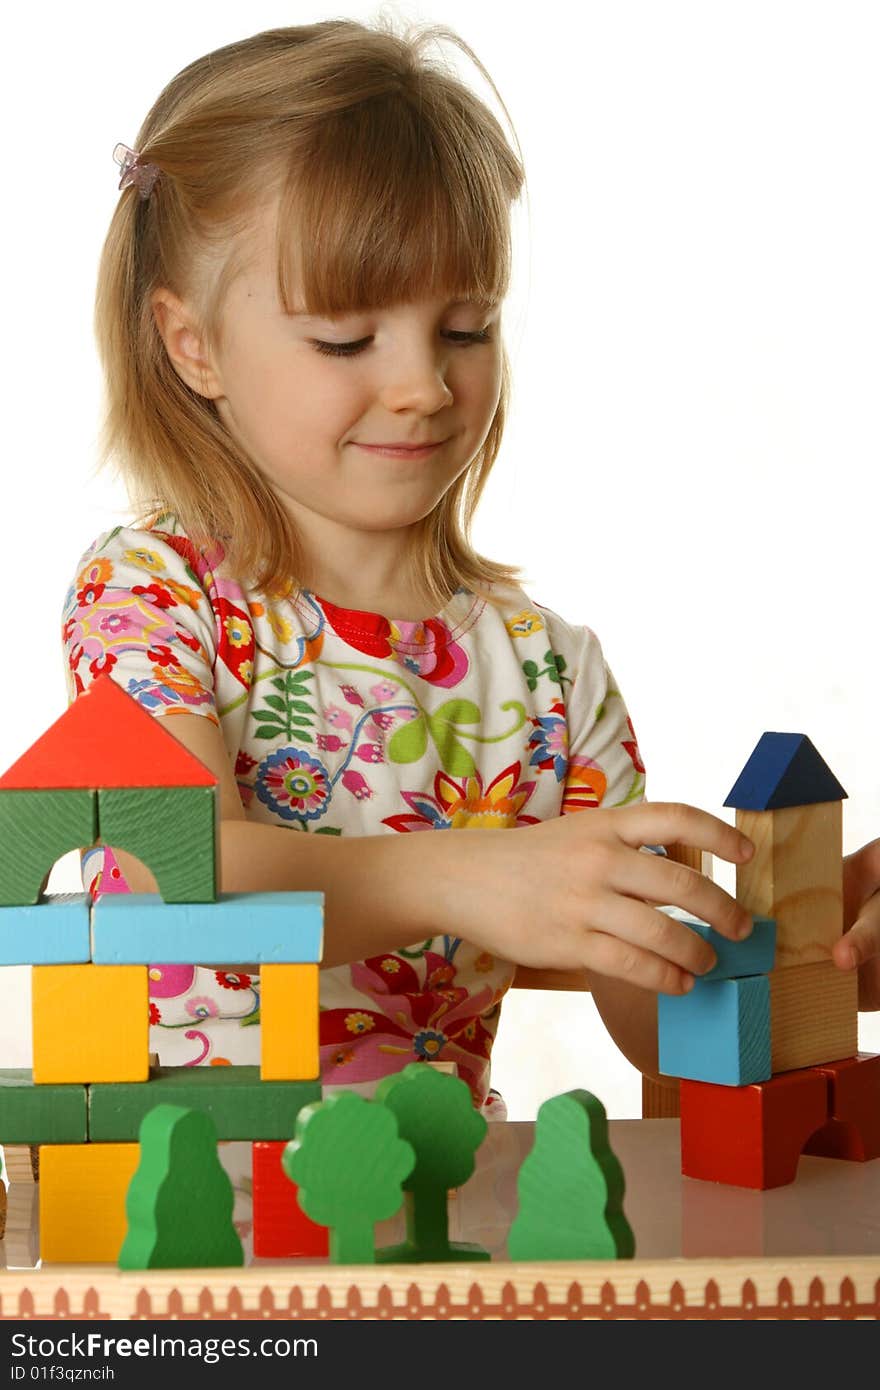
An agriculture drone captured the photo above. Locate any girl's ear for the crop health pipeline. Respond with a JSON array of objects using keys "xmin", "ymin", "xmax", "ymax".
[{"xmin": 150, "ymin": 288, "xmax": 223, "ymax": 400}]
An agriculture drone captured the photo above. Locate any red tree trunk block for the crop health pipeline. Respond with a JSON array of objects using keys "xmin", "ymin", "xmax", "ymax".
[
  {"xmin": 803, "ymin": 1052, "xmax": 880, "ymax": 1161},
  {"xmin": 252, "ymin": 1141, "xmax": 328, "ymax": 1259},
  {"xmin": 680, "ymin": 1068, "xmax": 828, "ymax": 1189}
]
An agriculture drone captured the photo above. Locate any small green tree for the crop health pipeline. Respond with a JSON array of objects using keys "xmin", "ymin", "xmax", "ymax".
[
  {"xmin": 374, "ymin": 1063, "xmax": 490, "ymax": 1263},
  {"xmin": 508, "ymin": 1089, "xmax": 635, "ymax": 1261},
  {"xmin": 283, "ymin": 1091, "xmax": 414, "ymax": 1264},
  {"xmin": 119, "ymin": 1104, "xmax": 243, "ymax": 1269}
]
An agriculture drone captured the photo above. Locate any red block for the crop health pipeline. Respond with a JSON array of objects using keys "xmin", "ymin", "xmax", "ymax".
[
  {"xmin": 803, "ymin": 1052, "xmax": 880, "ymax": 1161},
  {"xmin": 680, "ymin": 1068, "xmax": 829, "ymax": 1189},
  {"xmin": 252, "ymin": 1141, "xmax": 328, "ymax": 1259}
]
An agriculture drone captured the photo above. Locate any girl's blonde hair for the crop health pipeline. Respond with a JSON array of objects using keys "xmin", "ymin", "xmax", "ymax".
[{"xmin": 95, "ymin": 17, "xmax": 526, "ymax": 600}]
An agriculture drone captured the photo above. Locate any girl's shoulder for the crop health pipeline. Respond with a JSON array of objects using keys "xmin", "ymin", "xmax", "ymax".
[{"xmin": 482, "ymin": 581, "xmax": 606, "ymax": 662}]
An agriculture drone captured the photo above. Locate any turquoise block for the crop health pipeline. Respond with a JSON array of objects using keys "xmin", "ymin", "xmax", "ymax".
[
  {"xmin": 91, "ymin": 891, "xmax": 323, "ymax": 964},
  {"xmin": 658, "ymin": 975, "xmax": 771, "ymax": 1085},
  {"xmin": 0, "ymin": 894, "xmax": 90, "ymax": 965},
  {"xmin": 659, "ymin": 907, "xmax": 776, "ymax": 980}
]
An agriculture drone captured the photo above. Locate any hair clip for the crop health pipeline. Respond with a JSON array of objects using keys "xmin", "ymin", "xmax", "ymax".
[{"xmin": 113, "ymin": 142, "xmax": 161, "ymax": 200}]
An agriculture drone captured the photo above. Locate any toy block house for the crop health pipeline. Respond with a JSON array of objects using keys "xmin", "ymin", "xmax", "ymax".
[
  {"xmin": 0, "ymin": 675, "xmax": 324, "ymax": 1262},
  {"xmin": 659, "ymin": 732, "xmax": 880, "ymax": 1189}
]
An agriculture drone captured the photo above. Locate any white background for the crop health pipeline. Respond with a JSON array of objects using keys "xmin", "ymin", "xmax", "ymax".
[{"xmin": 2, "ymin": 0, "xmax": 879, "ymax": 1116}]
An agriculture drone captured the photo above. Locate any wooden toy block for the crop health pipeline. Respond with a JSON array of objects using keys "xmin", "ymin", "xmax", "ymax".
[
  {"xmin": 0, "ymin": 1070, "xmax": 87, "ymax": 1142},
  {"xmin": 374, "ymin": 1063, "xmax": 489, "ymax": 1264},
  {"xmin": 724, "ymin": 732, "xmax": 846, "ymax": 968},
  {"xmin": 768, "ymin": 958, "xmax": 858, "ymax": 1073},
  {"xmin": 252, "ymin": 1141, "xmax": 329, "ymax": 1258},
  {"xmin": 2, "ymin": 1182, "xmax": 39, "ymax": 1267},
  {"xmin": 1, "ymin": 1144, "xmax": 40, "ymax": 1183},
  {"xmin": 92, "ymin": 891, "xmax": 323, "ymax": 964},
  {"xmin": 283, "ymin": 1092, "xmax": 415, "ymax": 1264},
  {"xmin": 119, "ymin": 1104, "xmax": 243, "ymax": 1269},
  {"xmin": 659, "ymin": 906, "xmax": 776, "ymax": 980},
  {"xmin": 803, "ymin": 1053, "xmax": 880, "ymax": 1161},
  {"xmin": 508, "ymin": 1088, "xmax": 634, "ymax": 1261},
  {"xmin": 97, "ymin": 786, "xmax": 217, "ymax": 904},
  {"xmin": 88, "ymin": 1066, "xmax": 321, "ymax": 1141},
  {"xmin": 723, "ymin": 731, "xmax": 847, "ymax": 812},
  {"xmin": 0, "ymin": 893, "xmax": 91, "ymax": 965},
  {"xmin": 0, "ymin": 790, "xmax": 96, "ymax": 906},
  {"xmin": 658, "ymin": 974, "xmax": 771, "ymax": 1086},
  {"xmin": 0, "ymin": 673, "xmax": 218, "ymax": 792},
  {"xmin": 679, "ymin": 1069, "xmax": 829, "ymax": 1189},
  {"xmin": 734, "ymin": 803, "xmax": 844, "ymax": 968},
  {"xmin": 32, "ymin": 964, "xmax": 148, "ymax": 1084},
  {"xmin": 39, "ymin": 1142, "xmax": 140, "ymax": 1263},
  {"xmin": 260, "ymin": 964, "xmax": 320, "ymax": 1081}
]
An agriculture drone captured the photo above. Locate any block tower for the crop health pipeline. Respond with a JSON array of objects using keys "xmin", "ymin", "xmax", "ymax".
[
  {"xmin": 0, "ymin": 674, "xmax": 325, "ymax": 1262},
  {"xmin": 657, "ymin": 732, "xmax": 880, "ymax": 1189}
]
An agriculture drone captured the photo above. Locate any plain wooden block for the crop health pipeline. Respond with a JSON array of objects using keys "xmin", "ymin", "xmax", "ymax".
[
  {"xmin": 680, "ymin": 1069, "xmax": 829, "ymax": 1189},
  {"xmin": 768, "ymin": 958, "xmax": 858, "ymax": 1073},
  {"xmin": 39, "ymin": 1142, "xmax": 140, "ymax": 1262},
  {"xmin": 252, "ymin": 1141, "xmax": 329, "ymax": 1258},
  {"xmin": 658, "ymin": 975, "xmax": 771, "ymax": 1086},
  {"xmin": 260, "ymin": 964, "xmax": 320, "ymax": 1081},
  {"xmin": 32, "ymin": 964, "xmax": 149, "ymax": 1084},
  {"xmin": 0, "ymin": 894, "xmax": 91, "ymax": 965},
  {"xmin": 736, "ymin": 803, "xmax": 843, "ymax": 968},
  {"xmin": 92, "ymin": 891, "xmax": 323, "ymax": 964}
]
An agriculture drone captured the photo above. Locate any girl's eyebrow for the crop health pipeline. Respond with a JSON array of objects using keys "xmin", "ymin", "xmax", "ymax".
[{"xmin": 288, "ymin": 297, "xmax": 498, "ymax": 322}]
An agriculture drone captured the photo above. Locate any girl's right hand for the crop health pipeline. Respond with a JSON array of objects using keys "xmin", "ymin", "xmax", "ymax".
[{"xmin": 436, "ymin": 802, "xmax": 754, "ymax": 995}]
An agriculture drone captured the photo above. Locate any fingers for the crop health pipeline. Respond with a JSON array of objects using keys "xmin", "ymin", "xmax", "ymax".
[
  {"xmin": 614, "ymin": 801, "xmax": 754, "ymax": 866},
  {"xmin": 606, "ymin": 844, "xmax": 752, "ymax": 943},
  {"xmin": 584, "ymin": 929, "xmax": 697, "ymax": 996},
  {"xmin": 834, "ymin": 898, "xmax": 880, "ymax": 971}
]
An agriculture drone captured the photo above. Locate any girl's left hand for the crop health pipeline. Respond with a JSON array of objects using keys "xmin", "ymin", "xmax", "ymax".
[{"xmin": 834, "ymin": 839, "xmax": 880, "ymax": 1010}]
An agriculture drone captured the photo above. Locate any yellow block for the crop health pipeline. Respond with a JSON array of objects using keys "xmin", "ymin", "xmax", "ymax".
[
  {"xmin": 260, "ymin": 963, "xmax": 319, "ymax": 1080},
  {"xmin": 33, "ymin": 964, "xmax": 148, "ymax": 1083},
  {"xmin": 40, "ymin": 1144, "xmax": 139, "ymax": 1263}
]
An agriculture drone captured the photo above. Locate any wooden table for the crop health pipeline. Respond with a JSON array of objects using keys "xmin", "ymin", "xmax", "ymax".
[{"xmin": 1, "ymin": 1120, "xmax": 878, "ymax": 1320}]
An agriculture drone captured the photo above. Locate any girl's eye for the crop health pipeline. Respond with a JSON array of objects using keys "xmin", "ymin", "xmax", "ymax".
[
  {"xmin": 445, "ymin": 329, "xmax": 493, "ymax": 345},
  {"xmin": 310, "ymin": 328, "xmax": 493, "ymax": 358},
  {"xmin": 312, "ymin": 337, "xmax": 373, "ymax": 358}
]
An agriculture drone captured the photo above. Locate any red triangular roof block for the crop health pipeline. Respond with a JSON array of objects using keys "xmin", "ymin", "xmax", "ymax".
[{"xmin": 0, "ymin": 675, "xmax": 217, "ymax": 791}]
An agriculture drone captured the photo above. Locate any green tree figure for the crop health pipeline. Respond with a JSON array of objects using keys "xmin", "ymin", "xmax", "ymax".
[
  {"xmin": 507, "ymin": 1089, "xmax": 635, "ymax": 1261},
  {"xmin": 374, "ymin": 1063, "xmax": 490, "ymax": 1263},
  {"xmin": 119, "ymin": 1104, "xmax": 243, "ymax": 1269},
  {"xmin": 283, "ymin": 1091, "xmax": 414, "ymax": 1264}
]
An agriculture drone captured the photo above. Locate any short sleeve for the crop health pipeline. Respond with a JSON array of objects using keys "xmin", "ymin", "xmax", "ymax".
[
  {"xmin": 60, "ymin": 526, "xmax": 220, "ymax": 722},
  {"xmin": 536, "ymin": 607, "xmax": 646, "ymax": 814}
]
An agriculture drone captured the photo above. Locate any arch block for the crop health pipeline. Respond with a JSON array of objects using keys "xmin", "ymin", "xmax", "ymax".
[{"xmin": 97, "ymin": 786, "xmax": 217, "ymax": 903}]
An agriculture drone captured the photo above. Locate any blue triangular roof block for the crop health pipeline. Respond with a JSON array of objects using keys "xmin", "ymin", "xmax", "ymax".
[{"xmin": 724, "ymin": 732, "xmax": 847, "ymax": 810}]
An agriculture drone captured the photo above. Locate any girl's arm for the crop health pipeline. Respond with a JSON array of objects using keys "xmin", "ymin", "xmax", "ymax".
[{"xmin": 115, "ymin": 713, "xmax": 754, "ymax": 981}]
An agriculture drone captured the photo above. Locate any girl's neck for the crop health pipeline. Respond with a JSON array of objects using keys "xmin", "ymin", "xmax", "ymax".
[{"xmin": 304, "ymin": 580, "xmax": 457, "ymax": 622}]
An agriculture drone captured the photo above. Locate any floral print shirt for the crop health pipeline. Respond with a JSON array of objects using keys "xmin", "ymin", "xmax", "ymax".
[{"xmin": 61, "ymin": 516, "xmax": 645, "ymax": 1113}]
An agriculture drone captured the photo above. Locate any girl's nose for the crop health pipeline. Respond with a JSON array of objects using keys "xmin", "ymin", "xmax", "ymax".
[{"xmin": 378, "ymin": 353, "xmax": 454, "ymax": 415}]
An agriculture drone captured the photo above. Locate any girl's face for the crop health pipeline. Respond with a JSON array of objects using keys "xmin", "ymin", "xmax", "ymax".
[{"xmin": 201, "ymin": 209, "xmax": 504, "ymax": 546}]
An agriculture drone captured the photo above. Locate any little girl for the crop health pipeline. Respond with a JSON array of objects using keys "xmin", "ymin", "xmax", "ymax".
[{"xmin": 61, "ymin": 17, "xmax": 880, "ymax": 1113}]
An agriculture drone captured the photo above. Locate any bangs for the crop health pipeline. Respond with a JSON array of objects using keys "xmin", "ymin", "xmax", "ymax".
[{"xmin": 274, "ymin": 90, "xmax": 518, "ymax": 315}]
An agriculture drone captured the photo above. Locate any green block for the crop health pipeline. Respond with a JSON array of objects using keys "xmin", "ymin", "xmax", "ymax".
[
  {"xmin": 119, "ymin": 1105, "xmax": 243, "ymax": 1270},
  {"xmin": 0, "ymin": 790, "xmax": 97, "ymax": 906},
  {"xmin": 97, "ymin": 787, "xmax": 217, "ymax": 902},
  {"xmin": 0, "ymin": 1069, "xmax": 88, "ymax": 1142},
  {"xmin": 88, "ymin": 1067, "xmax": 321, "ymax": 1141}
]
